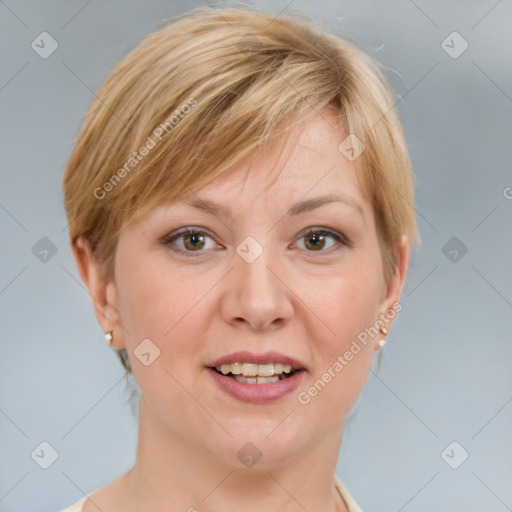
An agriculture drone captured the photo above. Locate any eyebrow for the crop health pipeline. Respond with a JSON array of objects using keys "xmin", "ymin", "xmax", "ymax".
[{"xmin": 177, "ymin": 193, "xmax": 364, "ymax": 218}]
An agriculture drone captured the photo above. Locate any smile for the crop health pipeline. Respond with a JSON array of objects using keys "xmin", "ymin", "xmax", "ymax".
[
  {"xmin": 206, "ymin": 366, "xmax": 306, "ymax": 403},
  {"xmin": 213, "ymin": 362, "xmax": 297, "ymax": 383}
]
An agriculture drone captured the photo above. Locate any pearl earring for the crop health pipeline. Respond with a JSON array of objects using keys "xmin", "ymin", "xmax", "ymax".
[
  {"xmin": 378, "ymin": 326, "xmax": 388, "ymax": 348},
  {"xmin": 105, "ymin": 330, "xmax": 113, "ymax": 345}
]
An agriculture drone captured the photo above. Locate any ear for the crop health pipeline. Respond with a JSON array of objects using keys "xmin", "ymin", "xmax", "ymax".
[
  {"xmin": 72, "ymin": 236, "xmax": 124, "ymax": 349},
  {"xmin": 375, "ymin": 235, "xmax": 410, "ymax": 349}
]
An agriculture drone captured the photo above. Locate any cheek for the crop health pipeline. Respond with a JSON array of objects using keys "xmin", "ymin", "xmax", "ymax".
[
  {"xmin": 318, "ymin": 249, "xmax": 383, "ymax": 337},
  {"xmin": 115, "ymin": 251, "xmax": 211, "ymax": 362},
  {"xmin": 115, "ymin": 257, "xmax": 168, "ymax": 336},
  {"xmin": 304, "ymin": 253, "xmax": 383, "ymax": 407},
  {"xmin": 317, "ymin": 271, "xmax": 380, "ymax": 372},
  {"xmin": 114, "ymin": 253, "xmax": 210, "ymax": 408}
]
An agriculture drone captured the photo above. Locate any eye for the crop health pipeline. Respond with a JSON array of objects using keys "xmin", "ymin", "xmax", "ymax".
[
  {"xmin": 161, "ymin": 226, "xmax": 350, "ymax": 257},
  {"xmin": 161, "ymin": 227, "xmax": 218, "ymax": 256},
  {"xmin": 294, "ymin": 228, "xmax": 349, "ymax": 253}
]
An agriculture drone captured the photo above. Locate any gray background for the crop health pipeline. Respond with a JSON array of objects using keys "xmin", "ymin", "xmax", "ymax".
[{"xmin": 1, "ymin": 1, "xmax": 511, "ymax": 511}]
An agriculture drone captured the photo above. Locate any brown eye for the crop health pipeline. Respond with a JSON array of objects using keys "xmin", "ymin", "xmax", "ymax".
[
  {"xmin": 182, "ymin": 231, "xmax": 206, "ymax": 251},
  {"xmin": 296, "ymin": 228, "xmax": 348, "ymax": 253},
  {"xmin": 161, "ymin": 227, "xmax": 217, "ymax": 256},
  {"xmin": 304, "ymin": 232, "xmax": 327, "ymax": 251}
]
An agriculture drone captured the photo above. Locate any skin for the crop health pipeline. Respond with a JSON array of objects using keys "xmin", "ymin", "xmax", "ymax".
[{"xmin": 73, "ymin": 109, "xmax": 409, "ymax": 512}]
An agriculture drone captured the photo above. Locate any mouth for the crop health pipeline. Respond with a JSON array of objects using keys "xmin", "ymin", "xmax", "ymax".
[
  {"xmin": 208, "ymin": 364, "xmax": 304, "ymax": 384},
  {"xmin": 205, "ymin": 363, "xmax": 307, "ymax": 403}
]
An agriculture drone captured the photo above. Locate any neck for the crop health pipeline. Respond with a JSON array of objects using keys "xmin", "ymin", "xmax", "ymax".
[{"xmin": 119, "ymin": 396, "xmax": 349, "ymax": 512}]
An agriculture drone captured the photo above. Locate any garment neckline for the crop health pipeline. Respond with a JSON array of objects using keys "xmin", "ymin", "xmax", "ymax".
[{"xmin": 70, "ymin": 474, "xmax": 360, "ymax": 512}]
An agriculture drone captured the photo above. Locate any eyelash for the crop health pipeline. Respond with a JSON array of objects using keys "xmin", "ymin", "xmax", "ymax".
[{"xmin": 160, "ymin": 226, "xmax": 351, "ymax": 257}]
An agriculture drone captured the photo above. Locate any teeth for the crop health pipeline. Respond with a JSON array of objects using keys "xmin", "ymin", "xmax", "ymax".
[
  {"xmin": 220, "ymin": 364, "xmax": 233, "ymax": 375},
  {"xmin": 231, "ymin": 362, "xmax": 243, "ymax": 375},
  {"xmin": 216, "ymin": 362, "xmax": 293, "ymax": 377},
  {"xmin": 274, "ymin": 363, "xmax": 284, "ymax": 374},
  {"xmin": 232, "ymin": 375, "xmax": 280, "ymax": 384},
  {"xmin": 242, "ymin": 363, "xmax": 258, "ymax": 377}
]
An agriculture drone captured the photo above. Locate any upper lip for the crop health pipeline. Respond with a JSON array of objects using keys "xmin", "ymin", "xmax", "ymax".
[{"xmin": 207, "ymin": 351, "xmax": 307, "ymax": 371}]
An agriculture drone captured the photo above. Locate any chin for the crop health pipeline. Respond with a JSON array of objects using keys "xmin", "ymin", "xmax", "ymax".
[{"xmin": 208, "ymin": 424, "xmax": 308, "ymax": 468}]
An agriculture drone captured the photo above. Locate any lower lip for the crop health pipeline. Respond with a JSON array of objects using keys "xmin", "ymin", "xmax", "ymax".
[{"xmin": 206, "ymin": 367, "xmax": 306, "ymax": 404}]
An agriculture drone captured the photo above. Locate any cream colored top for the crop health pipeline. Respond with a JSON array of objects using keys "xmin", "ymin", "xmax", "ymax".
[{"xmin": 60, "ymin": 474, "xmax": 362, "ymax": 511}]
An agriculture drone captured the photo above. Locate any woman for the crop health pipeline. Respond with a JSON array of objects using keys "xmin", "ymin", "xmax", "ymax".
[{"xmin": 60, "ymin": 6, "xmax": 419, "ymax": 511}]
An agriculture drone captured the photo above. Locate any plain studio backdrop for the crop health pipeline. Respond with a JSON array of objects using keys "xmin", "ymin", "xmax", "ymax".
[{"xmin": 0, "ymin": 1, "xmax": 511, "ymax": 511}]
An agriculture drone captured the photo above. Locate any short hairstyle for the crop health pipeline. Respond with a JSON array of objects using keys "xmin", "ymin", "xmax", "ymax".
[{"xmin": 63, "ymin": 6, "xmax": 420, "ymax": 374}]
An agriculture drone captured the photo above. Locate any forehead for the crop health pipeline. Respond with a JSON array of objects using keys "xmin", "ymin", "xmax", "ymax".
[{"xmin": 183, "ymin": 111, "xmax": 365, "ymax": 207}]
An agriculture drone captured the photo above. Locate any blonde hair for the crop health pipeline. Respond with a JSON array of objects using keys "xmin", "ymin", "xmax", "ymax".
[{"xmin": 63, "ymin": 6, "xmax": 419, "ymax": 374}]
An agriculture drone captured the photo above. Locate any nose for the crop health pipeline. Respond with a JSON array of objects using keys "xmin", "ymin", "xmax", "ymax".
[{"xmin": 221, "ymin": 248, "xmax": 294, "ymax": 331}]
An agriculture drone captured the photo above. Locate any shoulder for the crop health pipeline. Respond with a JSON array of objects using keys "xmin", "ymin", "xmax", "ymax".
[
  {"xmin": 58, "ymin": 472, "xmax": 130, "ymax": 512},
  {"xmin": 334, "ymin": 474, "xmax": 364, "ymax": 512},
  {"xmin": 58, "ymin": 495, "xmax": 87, "ymax": 512}
]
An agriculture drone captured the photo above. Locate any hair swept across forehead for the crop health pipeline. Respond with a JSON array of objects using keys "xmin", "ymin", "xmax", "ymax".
[{"xmin": 63, "ymin": 6, "xmax": 419, "ymax": 289}]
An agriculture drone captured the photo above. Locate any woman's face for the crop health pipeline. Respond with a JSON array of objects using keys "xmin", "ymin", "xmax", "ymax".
[{"xmin": 102, "ymin": 110, "xmax": 407, "ymax": 468}]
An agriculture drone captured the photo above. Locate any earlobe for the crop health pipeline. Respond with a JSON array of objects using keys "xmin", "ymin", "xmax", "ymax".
[{"xmin": 71, "ymin": 236, "xmax": 120, "ymax": 335}]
